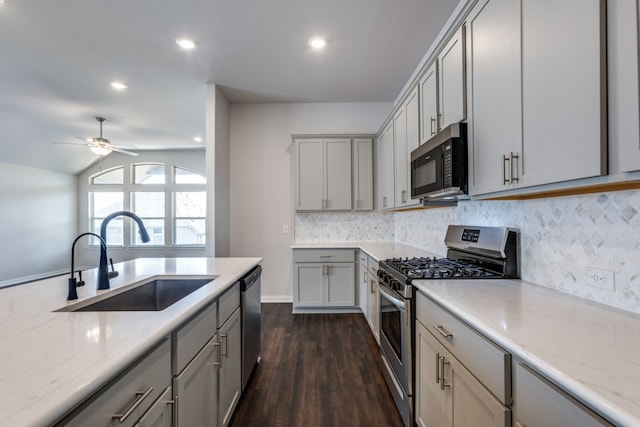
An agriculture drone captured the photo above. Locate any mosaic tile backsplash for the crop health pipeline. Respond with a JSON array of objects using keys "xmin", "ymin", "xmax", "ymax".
[{"xmin": 295, "ymin": 190, "xmax": 640, "ymax": 315}]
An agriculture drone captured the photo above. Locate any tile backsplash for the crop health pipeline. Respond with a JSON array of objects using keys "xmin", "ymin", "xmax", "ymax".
[{"xmin": 295, "ymin": 190, "xmax": 640, "ymax": 315}]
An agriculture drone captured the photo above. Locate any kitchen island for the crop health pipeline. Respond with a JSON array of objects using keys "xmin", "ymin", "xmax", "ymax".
[{"xmin": 0, "ymin": 257, "xmax": 261, "ymax": 426}]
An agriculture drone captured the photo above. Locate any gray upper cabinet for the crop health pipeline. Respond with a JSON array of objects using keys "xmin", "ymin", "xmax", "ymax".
[
  {"xmin": 295, "ymin": 138, "xmax": 352, "ymax": 211},
  {"xmin": 353, "ymin": 138, "xmax": 374, "ymax": 211},
  {"xmin": 419, "ymin": 62, "xmax": 439, "ymax": 143},
  {"xmin": 468, "ymin": 0, "xmax": 606, "ymax": 196},
  {"xmin": 394, "ymin": 87, "xmax": 421, "ymax": 209},
  {"xmin": 608, "ymin": 0, "xmax": 640, "ymax": 174},
  {"xmin": 377, "ymin": 122, "xmax": 395, "ymax": 210},
  {"xmin": 438, "ymin": 25, "xmax": 466, "ymax": 131}
]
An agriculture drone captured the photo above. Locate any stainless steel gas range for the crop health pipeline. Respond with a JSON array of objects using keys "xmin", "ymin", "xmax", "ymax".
[{"xmin": 377, "ymin": 225, "xmax": 520, "ymax": 427}]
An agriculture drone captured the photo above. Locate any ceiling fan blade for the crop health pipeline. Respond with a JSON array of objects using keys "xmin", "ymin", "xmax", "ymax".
[
  {"xmin": 111, "ymin": 146, "xmax": 139, "ymax": 156},
  {"xmin": 52, "ymin": 141, "xmax": 88, "ymax": 146}
]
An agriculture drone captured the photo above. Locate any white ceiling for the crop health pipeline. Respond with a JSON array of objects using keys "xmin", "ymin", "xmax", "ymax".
[{"xmin": 0, "ymin": 0, "xmax": 459, "ymax": 174}]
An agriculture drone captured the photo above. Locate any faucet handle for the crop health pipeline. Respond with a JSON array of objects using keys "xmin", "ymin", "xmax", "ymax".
[
  {"xmin": 76, "ymin": 270, "xmax": 85, "ymax": 287},
  {"xmin": 107, "ymin": 258, "xmax": 119, "ymax": 279}
]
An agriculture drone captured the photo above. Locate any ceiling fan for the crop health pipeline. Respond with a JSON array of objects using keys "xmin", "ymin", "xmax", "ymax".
[{"xmin": 54, "ymin": 116, "xmax": 138, "ymax": 156}]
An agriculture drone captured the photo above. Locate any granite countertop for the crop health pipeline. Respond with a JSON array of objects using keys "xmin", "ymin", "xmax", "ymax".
[
  {"xmin": 0, "ymin": 257, "xmax": 262, "ymax": 427},
  {"xmin": 413, "ymin": 279, "xmax": 640, "ymax": 427}
]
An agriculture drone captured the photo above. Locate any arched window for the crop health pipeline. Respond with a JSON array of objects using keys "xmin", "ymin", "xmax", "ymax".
[{"xmin": 89, "ymin": 163, "xmax": 206, "ymax": 247}]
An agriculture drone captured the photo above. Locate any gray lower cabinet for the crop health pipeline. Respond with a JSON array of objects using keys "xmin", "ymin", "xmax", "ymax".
[
  {"xmin": 512, "ymin": 363, "xmax": 613, "ymax": 427},
  {"xmin": 292, "ymin": 249, "xmax": 356, "ymax": 311},
  {"xmin": 415, "ymin": 292, "xmax": 510, "ymax": 427},
  {"xmin": 135, "ymin": 386, "xmax": 174, "ymax": 427},
  {"xmin": 173, "ymin": 336, "xmax": 218, "ymax": 426},
  {"xmin": 57, "ymin": 339, "xmax": 172, "ymax": 427},
  {"xmin": 218, "ymin": 307, "xmax": 242, "ymax": 427}
]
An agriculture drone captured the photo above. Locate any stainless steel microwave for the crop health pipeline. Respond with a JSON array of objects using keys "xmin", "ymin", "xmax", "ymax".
[{"xmin": 410, "ymin": 122, "xmax": 468, "ymax": 200}]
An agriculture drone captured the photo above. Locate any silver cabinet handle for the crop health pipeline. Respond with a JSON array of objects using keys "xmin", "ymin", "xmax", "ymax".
[
  {"xmin": 112, "ymin": 386, "xmax": 154, "ymax": 423},
  {"xmin": 221, "ymin": 333, "xmax": 228, "ymax": 357},
  {"xmin": 435, "ymin": 351, "xmax": 441, "ymax": 384},
  {"xmin": 382, "ymin": 196, "xmax": 387, "ymax": 208},
  {"xmin": 401, "ymin": 189, "xmax": 407, "ymax": 203},
  {"xmin": 319, "ymin": 255, "xmax": 332, "ymax": 258},
  {"xmin": 213, "ymin": 340, "xmax": 222, "ymax": 367},
  {"xmin": 440, "ymin": 357, "xmax": 450, "ymax": 390},
  {"xmin": 510, "ymin": 152, "xmax": 520, "ymax": 182},
  {"xmin": 437, "ymin": 113, "xmax": 442, "ymax": 132},
  {"xmin": 503, "ymin": 154, "xmax": 510, "ymax": 184},
  {"xmin": 430, "ymin": 117, "xmax": 436, "ymax": 136},
  {"xmin": 432, "ymin": 324, "xmax": 453, "ymax": 339}
]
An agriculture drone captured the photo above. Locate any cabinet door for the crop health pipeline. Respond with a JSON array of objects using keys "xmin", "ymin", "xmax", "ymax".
[
  {"xmin": 608, "ymin": 0, "xmax": 640, "ymax": 173},
  {"xmin": 174, "ymin": 337, "xmax": 217, "ymax": 427},
  {"xmin": 466, "ymin": 0, "xmax": 521, "ymax": 195},
  {"xmin": 358, "ymin": 251, "xmax": 369, "ymax": 313},
  {"xmin": 415, "ymin": 321, "xmax": 450, "ymax": 427},
  {"xmin": 325, "ymin": 263, "xmax": 355, "ymax": 306},
  {"xmin": 420, "ymin": 62, "xmax": 439, "ymax": 143},
  {"xmin": 219, "ymin": 308, "xmax": 242, "ymax": 427},
  {"xmin": 394, "ymin": 105, "xmax": 408, "ymax": 207},
  {"xmin": 366, "ymin": 275, "xmax": 380, "ymax": 343},
  {"xmin": 293, "ymin": 263, "xmax": 324, "ymax": 307},
  {"xmin": 438, "ymin": 26, "xmax": 466, "ymax": 131},
  {"xmin": 295, "ymin": 139, "xmax": 324, "ymax": 210},
  {"xmin": 378, "ymin": 121, "xmax": 395, "ymax": 210},
  {"xmin": 325, "ymin": 138, "xmax": 352, "ymax": 210},
  {"xmin": 135, "ymin": 386, "xmax": 173, "ymax": 427},
  {"xmin": 353, "ymin": 138, "xmax": 374, "ymax": 210},
  {"xmin": 513, "ymin": 363, "xmax": 612, "ymax": 427},
  {"xmin": 448, "ymin": 353, "xmax": 510, "ymax": 427},
  {"xmin": 519, "ymin": 0, "xmax": 606, "ymax": 187}
]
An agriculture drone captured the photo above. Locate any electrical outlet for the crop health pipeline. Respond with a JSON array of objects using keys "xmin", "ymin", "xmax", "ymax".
[
  {"xmin": 585, "ymin": 267, "xmax": 615, "ymax": 291},
  {"xmin": 282, "ymin": 225, "xmax": 289, "ymax": 234}
]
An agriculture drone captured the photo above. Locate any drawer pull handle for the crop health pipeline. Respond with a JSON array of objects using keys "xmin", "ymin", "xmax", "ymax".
[
  {"xmin": 112, "ymin": 386, "xmax": 154, "ymax": 423},
  {"xmin": 432, "ymin": 324, "xmax": 453, "ymax": 339},
  {"xmin": 319, "ymin": 255, "xmax": 332, "ymax": 258},
  {"xmin": 221, "ymin": 333, "xmax": 228, "ymax": 357},
  {"xmin": 435, "ymin": 352, "xmax": 441, "ymax": 384},
  {"xmin": 213, "ymin": 341, "xmax": 222, "ymax": 367},
  {"xmin": 440, "ymin": 357, "xmax": 450, "ymax": 390}
]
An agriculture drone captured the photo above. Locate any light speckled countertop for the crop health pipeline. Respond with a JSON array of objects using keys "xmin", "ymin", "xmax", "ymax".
[
  {"xmin": 0, "ymin": 257, "xmax": 261, "ymax": 427},
  {"xmin": 413, "ymin": 279, "xmax": 640, "ymax": 427}
]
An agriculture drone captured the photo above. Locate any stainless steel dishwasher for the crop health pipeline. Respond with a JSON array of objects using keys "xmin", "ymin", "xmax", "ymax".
[{"xmin": 240, "ymin": 265, "xmax": 262, "ymax": 391}]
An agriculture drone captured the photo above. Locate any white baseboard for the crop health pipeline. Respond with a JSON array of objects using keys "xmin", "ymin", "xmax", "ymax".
[{"xmin": 260, "ymin": 295, "xmax": 293, "ymax": 303}]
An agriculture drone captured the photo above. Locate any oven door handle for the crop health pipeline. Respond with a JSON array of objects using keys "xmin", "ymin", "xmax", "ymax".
[{"xmin": 378, "ymin": 283, "xmax": 406, "ymax": 310}]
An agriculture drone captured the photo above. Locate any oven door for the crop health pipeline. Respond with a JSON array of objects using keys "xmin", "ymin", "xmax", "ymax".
[{"xmin": 379, "ymin": 282, "xmax": 410, "ymax": 393}]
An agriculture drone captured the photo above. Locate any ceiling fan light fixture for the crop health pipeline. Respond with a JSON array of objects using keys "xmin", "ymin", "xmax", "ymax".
[
  {"xmin": 176, "ymin": 38, "xmax": 196, "ymax": 50},
  {"xmin": 89, "ymin": 145, "xmax": 112, "ymax": 156}
]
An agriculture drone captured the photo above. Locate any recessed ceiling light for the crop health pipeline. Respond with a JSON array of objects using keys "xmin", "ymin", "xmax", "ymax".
[
  {"xmin": 110, "ymin": 82, "xmax": 128, "ymax": 91},
  {"xmin": 176, "ymin": 38, "xmax": 197, "ymax": 50},
  {"xmin": 308, "ymin": 37, "xmax": 327, "ymax": 50},
  {"xmin": 193, "ymin": 136, "xmax": 203, "ymax": 143}
]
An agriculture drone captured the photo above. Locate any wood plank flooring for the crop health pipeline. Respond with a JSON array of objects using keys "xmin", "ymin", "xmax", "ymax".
[{"xmin": 230, "ymin": 303, "xmax": 404, "ymax": 427}]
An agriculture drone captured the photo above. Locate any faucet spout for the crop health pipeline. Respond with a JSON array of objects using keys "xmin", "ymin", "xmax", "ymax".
[
  {"xmin": 68, "ymin": 232, "xmax": 107, "ymax": 301},
  {"xmin": 98, "ymin": 211, "xmax": 150, "ymax": 290}
]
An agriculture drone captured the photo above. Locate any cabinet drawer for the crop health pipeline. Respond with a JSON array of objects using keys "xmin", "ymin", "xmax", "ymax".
[
  {"xmin": 513, "ymin": 362, "xmax": 613, "ymax": 426},
  {"xmin": 293, "ymin": 249, "xmax": 355, "ymax": 263},
  {"xmin": 218, "ymin": 284, "xmax": 240, "ymax": 326},
  {"xmin": 366, "ymin": 256, "xmax": 378, "ymax": 275},
  {"xmin": 416, "ymin": 291, "xmax": 510, "ymax": 404},
  {"xmin": 174, "ymin": 302, "xmax": 217, "ymax": 374},
  {"xmin": 61, "ymin": 339, "xmax": 171, "ymax": 427}
]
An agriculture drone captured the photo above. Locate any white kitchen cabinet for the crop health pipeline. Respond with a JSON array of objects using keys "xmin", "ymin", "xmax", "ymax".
[
  {"xmin": 438, "ymin": 26, "xmax": 466, "ymax": 131},
  {"xmin": 394, "ymin": 86, "xmax": 421, "ymax": 209},
  {"xmin": 295, "ymin": 138, "xmax": 352, "ymax": 211},
  {"xmin": 292, "ymin": 249, "xmax": 356, "ymax": 311},
  {"xmin": 135, "ymin": 386, "xmax": 173, "ymax": 427},
  {"xmin": 357, "ymin": 250, "xmax": 369, "ymax": 313},
  {"xmin": 218, "ymin": 307, "xmax": 242, "ymax": 427},
  {"xmin": 420, "ymin": 62, "xmax": 439, "ymax": 143},
  {"xmin": 467, "ymin": 0, "xmax": 606, "ymax": 196},
  {"xmin": 415, "ymin": 321, "xmax": 510, "ymax": 427},
  {"xmin": 607, "ymin": 0, "xmax": 640, "ymax": 174},
  {"xmin": 353, "ymin": 138, "xmax": 374, "ymax": 210},
  {"xmin": 466, "ymin": 0, "xmax": 522, "ymax": 195},
  {"xmin": 513, "ymin": 362, "xmax": 613, "ymax": 427},
  {"xmin": 365, "ymin": 256, "xmax": 379, "ymax": 344},
  {"xmin": 377, "ymin": 121, "xmax": 395, "ymax": 210},
  {"xmin": 59, "ymin": 339, "xmax": 172, "ymax": 427},
  {"xmin": 174, "ymin": 336, "xmax": 218, "ymax": 427},
  {"xmin": 415, "ymin": 291, "xmax": 510, "ymax": 427}
]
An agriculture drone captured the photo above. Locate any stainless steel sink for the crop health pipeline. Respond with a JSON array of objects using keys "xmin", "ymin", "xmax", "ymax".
[{"xmin": 57, "ymin": 277, "xmax": 217, "ymax": 312}]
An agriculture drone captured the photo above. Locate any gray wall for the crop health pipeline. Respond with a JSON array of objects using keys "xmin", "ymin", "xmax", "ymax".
[{"xmin": 0, "ymin": 161, "xmax": 77, "ymax": 284}]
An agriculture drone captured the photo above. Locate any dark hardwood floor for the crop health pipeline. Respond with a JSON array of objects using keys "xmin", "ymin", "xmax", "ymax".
[{"xmin": 230, "ymin": 303, "xmax": 404, "ymax": 427}]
